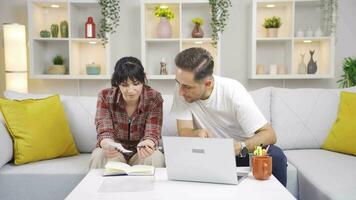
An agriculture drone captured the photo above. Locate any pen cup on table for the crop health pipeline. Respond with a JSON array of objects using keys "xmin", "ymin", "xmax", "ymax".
[{"xmin": 252, "ymin": 145, "xmax": 272, "ymax": 180}]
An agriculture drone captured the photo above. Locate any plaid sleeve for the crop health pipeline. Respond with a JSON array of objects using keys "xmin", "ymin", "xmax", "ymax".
[
  {"xmin": 95, "ymin": 91, "xmax": 115, "ymax": 147},
  {"xmin": 142, "ymin": 94, "xmax": 163, "ymax": 147}
]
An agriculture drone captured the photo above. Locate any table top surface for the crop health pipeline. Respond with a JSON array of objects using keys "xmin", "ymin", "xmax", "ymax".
[{"xmin": 66, "ymin": 168, "xmax": 296, "ymax": 200}]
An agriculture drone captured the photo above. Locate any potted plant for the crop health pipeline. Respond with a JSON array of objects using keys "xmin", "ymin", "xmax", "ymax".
[
  {"xmin": 263, "ymin": 16, "xmax": 282, "ymax": 37},
  {"xmin": 154, "ymin": 6, "xmax": 175, "ymax": 38},
  {"xmin": 209, "ymin": 0, "xmax": 232, "ymax": 47},
  {"xmin": 98, "ymin": 0, "xmax": 120, "ymax": 46},
  {"xmin": 47, "ymin": 55, "xmax": 66, "ymax": 75},
  {"xmin": 191, "ymin": 17, "xmax": 204, "ymax": 38},
  {"xmin": 337, "ymin": 57, "xmax": 356, "ymax": 88}
]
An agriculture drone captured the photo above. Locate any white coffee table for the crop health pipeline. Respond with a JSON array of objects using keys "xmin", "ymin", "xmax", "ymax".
[{"xmin": 66, "ymin": 168, "xmax": 296, "ymax": 200}]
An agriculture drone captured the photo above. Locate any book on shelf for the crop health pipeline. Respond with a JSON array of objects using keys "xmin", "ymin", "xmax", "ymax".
[{"xmin": 103, "ymin": 161, "xmax": 155, "ymax": 176}]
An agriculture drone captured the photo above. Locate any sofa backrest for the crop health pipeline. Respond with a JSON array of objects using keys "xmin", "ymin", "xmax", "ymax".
[{"xmin": 271, "ymin": 87, "xmax": 356, "ymax": 150}]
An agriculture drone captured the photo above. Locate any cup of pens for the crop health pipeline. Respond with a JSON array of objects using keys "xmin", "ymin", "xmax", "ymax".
[{"xmin": 252, "ymin": 145, "xmax": 272, "ymax": 180}]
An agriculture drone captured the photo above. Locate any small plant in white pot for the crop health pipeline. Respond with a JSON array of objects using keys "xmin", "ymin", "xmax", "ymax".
[
  {"xmin": 47, "ymin": 55, "xmax": 66, "ymax": 75},
  {"xmin": 263, "ymin": 16, "xmax": 282, "ymax": 37}
]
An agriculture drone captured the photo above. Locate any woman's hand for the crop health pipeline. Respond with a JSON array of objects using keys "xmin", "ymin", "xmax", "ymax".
[
  {"xmin": 137, "ymin": 139, "xmax": 155, "ymax": 159},
  {"xmin": 100, "ymin": 139, "xmax": 121, "ymax": 159}
]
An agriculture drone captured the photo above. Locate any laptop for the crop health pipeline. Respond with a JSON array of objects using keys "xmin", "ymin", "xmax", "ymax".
[{"xmin": 162, "ymin": 136, "xmax": 248, "ymax": 185}]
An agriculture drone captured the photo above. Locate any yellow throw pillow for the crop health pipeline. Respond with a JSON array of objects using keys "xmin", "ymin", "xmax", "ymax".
[
  {"xmin": 0, "ymin": 95, "xmax": 79, "ymax": 165},
  {"xmin": 322, "ymin": 91, "xmax": 356, "ymax": 155}
]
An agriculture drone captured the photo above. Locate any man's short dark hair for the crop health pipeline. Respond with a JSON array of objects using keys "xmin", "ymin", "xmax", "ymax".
[
  {"xmin": 175, "ymin": 47, "xmax": 214, "ymax": 81},
  {"xmin": 111, "ymin": 56, "xmax": 146, "ymax": 87}
]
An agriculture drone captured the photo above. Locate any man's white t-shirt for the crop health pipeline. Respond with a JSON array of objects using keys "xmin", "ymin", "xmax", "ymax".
[{"xmin": 170, "ymin": 75, "xmax": 267, "ymax": 141}]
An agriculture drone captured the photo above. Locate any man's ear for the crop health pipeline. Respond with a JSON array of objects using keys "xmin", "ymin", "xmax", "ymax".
[{"xmin": 204, "ymin": 78, "xmax": 213, "ymax": 87}]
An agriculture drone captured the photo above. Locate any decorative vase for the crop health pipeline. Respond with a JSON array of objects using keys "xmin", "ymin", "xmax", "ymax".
[
  {"xmin": 60, "ymin": 20, "xmax": 68, "ymax": 38},
  {"xmin": 157, "ymin": 17, "xmax": 172, "ymax": 38},
  {"xmin": 86, "ymin": 63, "xmax": 101, "ymax": 75},
  {"xmin": 267, "ymin": 28, "xmax": 278, "ymax": 37},
  {"xmin": 192, "ymin": 24, "xmax": 204, "ymax": 38},
  {"xmin": 298, "ymin": 53, "xmax": 307, "ymax": 74},
  {"xmin": 40, "ymin": 30, "xmax": 51, "ymax": 38},
  {"xmin": 160, "ymin": 57, "xmax": 168, "ymax": 75},
  {"xmin": 307, "ymin": 50, "xmax": 317, "ymax": 74},
  {"xmin": 51, "ymin": 24, "xmax": 59, "ymax": 38}
]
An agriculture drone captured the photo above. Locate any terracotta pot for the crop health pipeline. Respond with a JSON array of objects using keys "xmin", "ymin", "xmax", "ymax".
[
  {"xmin": 157, "ymin": 17, "xmax": 172, "ymax": 38},
  {"xmin": 192, "ymin": 24, "xmax": 204, "ymax": 38},
  {"xmin": 266, "ymin": 28, "xmax": 278, "ymax": 37},
  {"xmin": 252, "ymin": 156, "xmax": 272, "ymax": 180}
]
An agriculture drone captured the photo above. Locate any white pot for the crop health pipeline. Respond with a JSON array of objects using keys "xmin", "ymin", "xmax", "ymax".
[{"xmin": 266, "ymin": 28, "xmax": 278, "ymax": 37}]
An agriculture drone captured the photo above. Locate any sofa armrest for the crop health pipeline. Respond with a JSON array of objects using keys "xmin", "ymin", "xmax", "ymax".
[{"xmin": 0, "ymin": 119, "xmax": 13, "ymax": 168}]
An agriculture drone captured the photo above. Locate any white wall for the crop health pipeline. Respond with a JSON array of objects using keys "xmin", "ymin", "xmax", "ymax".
[{"xmin": 1, "ymin": 0, "xmax": 356, "ymax": 97}]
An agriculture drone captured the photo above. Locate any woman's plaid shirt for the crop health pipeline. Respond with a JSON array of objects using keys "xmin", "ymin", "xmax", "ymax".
[{"xmin": 95, "ymin": 86, "xmax": 163, "ymax": 155}]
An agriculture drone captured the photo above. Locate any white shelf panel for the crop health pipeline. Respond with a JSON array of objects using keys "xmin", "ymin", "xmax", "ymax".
[
  {"xmin": 251, "ymin": 74, "xmax": 334, "ymax": 79},
  {"xmin": 293, "ymin": 36, "xmax": 332, "ymax": 42},
  {"xmin": 257, "ymin": 37, "xmax": 292, "ymax": 41},
  {"xmin": 145, "ymin": 38, "xmax": 180, "ymax": 43},
  {"xmin": 147, "ymin": 75, "xmax": 175, "ymax": 80},
  {"xmin": 30, "ymin": 74, "xmax": 110, "ymax": 80},
  {"xmin": 34, "ymin": 37, "xmax": 69, "ymax": 41}
]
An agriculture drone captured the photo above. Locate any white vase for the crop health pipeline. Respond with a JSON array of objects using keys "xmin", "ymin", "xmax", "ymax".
[
  {"xmin": 298, "ymin": 54, "xmax": 307, "ymax": 74},
  {"xmin": 157, "ymin": 17, "xmax": 172, "ymax": 38},
  {"xmin": 266, "ymin": 28, "xmax": 278, "ymax": 37}
]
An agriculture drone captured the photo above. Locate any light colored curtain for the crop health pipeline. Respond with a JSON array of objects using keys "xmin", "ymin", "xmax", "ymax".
[{"xmin": 321, "ymin": 0, "xmax": 338, "ymax": 36}]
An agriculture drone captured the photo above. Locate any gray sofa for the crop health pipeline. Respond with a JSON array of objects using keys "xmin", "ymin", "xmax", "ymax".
[{"xmin": 0, "ymin": 87, "xmax": 355, "ymax": 200}]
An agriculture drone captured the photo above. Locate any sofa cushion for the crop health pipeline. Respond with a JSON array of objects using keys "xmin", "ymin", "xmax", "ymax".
[
  {"xmin": 285, "ymin": 149, "xmax": 356, "ymax": 200},
  {"xmin": 322, "ymin": 91, "xmax": 356, "ymax": 155},
  {"xmin": 0, "ymin": 154, "xmax": 90, "ymax": 200},
  {"xmin": 271, "ymin": 87, "xmax": 356, "ymax": 150},
  {"xmin": 249, "ymin": 87, "xmax": 272, "ymax": 123},
  {"xmin": 0, "ymin": 95, "xmax": 79, "ymax": 164}
]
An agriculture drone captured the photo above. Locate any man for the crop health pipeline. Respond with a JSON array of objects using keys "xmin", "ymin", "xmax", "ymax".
[{"xmin": 170, "ymin": 47, "xmax": 287, "ymax": 186}]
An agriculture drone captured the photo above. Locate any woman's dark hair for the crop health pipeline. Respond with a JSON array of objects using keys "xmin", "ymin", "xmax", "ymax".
[{"xmin": 111, "ymin": 57, "xmax": 146, "ymax": 87}]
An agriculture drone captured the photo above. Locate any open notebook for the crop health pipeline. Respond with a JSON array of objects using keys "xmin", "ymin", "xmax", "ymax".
[{"xmin": 103, "ymin": 161, "xmax": 155, "ymax": 176}]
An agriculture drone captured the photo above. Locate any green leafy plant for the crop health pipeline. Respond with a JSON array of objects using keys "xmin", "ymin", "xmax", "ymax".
[
  {"xmin": 209, "ymin": 0, "xmax": 232, "ymax": 48},
  {"xmin": 52, "ymin": 55, "xmax": 64, "ymax": 65},
  {"xmin": 192, "ymin": 17, "xmax": 204, "ymax": 25},
  {"xmin": 337, "ymin": 57, "xmax": 356, "ymax": 88},
  {"xmin": 98, "ymin": 0, "xmax": 120, "ymax": 47},
  {"xmin": 154, "ymin": 6, "xmax": 175, "ymax": 20},
  {"xmin": 263, "ymin": 16, "xmax": 282, "ymax": 29}
]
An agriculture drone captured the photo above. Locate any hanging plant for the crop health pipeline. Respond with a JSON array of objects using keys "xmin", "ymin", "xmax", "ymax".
[
  {"xmin": 209, "ymin": 0, "xmax": 232, "ymax": 48},
  {"xmin": 98, "ymin": 0, "xmax": 120, "ymax": 47}
]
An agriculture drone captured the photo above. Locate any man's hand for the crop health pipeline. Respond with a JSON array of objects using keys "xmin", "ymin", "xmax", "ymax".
[
  {"xmin": 194, "ymin": 129, "xmax": 213, "ymax": 138},
  {"xmin": 137, "ymin": 139, "xmax": 155, "ymax": 159},
  {"xmin": 234, "ymin": 141, "xmax": 242, "ymax": 156},
  {"xmin": 100, "ymin": 138, "xmax": 121, "ymax": 159}
]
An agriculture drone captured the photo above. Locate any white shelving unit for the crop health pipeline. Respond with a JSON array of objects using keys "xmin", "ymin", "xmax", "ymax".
[
  {"xmin": 28, "ymin": 0, "xmax": 111, "ymax": 79},
  {"xmin": 141, "ymin": 0, "xmax": 221, "ymax": 80},
  {"xmin": 250, "ymin": 0, "xmax": 335, "ymax": 79}
]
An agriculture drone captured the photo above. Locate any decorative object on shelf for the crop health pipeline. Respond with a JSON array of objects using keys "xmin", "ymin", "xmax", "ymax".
[
  {"xmin": 337, "ymin": 57, "xmax": 356, "ymax": 88},
  {"xmin": 86, "ymin": 62, "xmax": 101, "ymax": 75},
  {"xmin": 296, "ymin": 28, "xmax": 304, "ymax": 37},
  {"xmin": 321, "ymin": 0, "xmax": 338, "ymax": 36},
  {"xmin": 85, "ymin": 17, "xmax": 96, "ymax": 38},
  {"xmin": 277, "ymin": 64, "xmax": 286, "ymax": 74},
  {"xmin": 50, "ymin": 24, "xmax": 59, "ymax": 38},
  {"xmin": 298, "ymin": 53, "xmax": 307, "ymax": 74},
  {"xmin": 191, "ymin": 17, "xmax": 204, "ymax": 38},
  {"xmin": 314, "ymin": 27, "xmax": 323, "ymax": 37},
  {"xmin": 3, "ymin": 23, "xmax": 28, "ymax": 93},
  {"xmin": 159, "ymin": 57, "xmax": 168, "ymax": 75},
  {"xmin": 256, "ymin": 64, "xmax": 265, "ymax": 75},
  {"xmin": 47, "ymin": 55, "xmax": 66, "ymax": 75},
  {"xmin": 60, "ymin": 20, "xmax": 68, "ymax": 38},
  {"xmin": 209, "ymin": 0, "xmax": 232, "ymax": 48},
  {"xmin": 98, "ymin": 0, "xmax": 120, "ymax": 46},
  {"xmin": 305, "ymin": 26, "xmax": 313, "ymax": 37},
  {"xmin": 40, "ymin": 30, "xmax": 51, "ymax": 38},
  {"xmin": 263, "ymin": 16, "xmax": 282, "ymax": 37},
  {"xmin": 307, "ymin": 50, "xmax": 317, "ymax": 74},
  {"xmin": 269, "ymin": 64, "xmax": 277, "ymax": 75},
  {"xmin": 154, "ymin": 6, "xmax": 174, "ymax": 38}
]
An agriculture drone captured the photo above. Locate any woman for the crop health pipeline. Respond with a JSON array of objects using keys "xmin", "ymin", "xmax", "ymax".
[{"xmin": 89, "ymin": 57, "xmax": 165, "ymax": 169}]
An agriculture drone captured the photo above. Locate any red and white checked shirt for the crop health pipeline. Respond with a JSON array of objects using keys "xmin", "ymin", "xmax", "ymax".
[{"xmin": 95, "ymin": 85, "xmax": 163, "ymax": 157}]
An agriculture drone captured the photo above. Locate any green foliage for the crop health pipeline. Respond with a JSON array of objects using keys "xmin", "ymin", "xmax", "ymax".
[
  {"xmin": 337, "ymin": 57, "xmax": 356, "ymax": 88},
  {"xmin": 209, "ymin": 0, "xmax": 232, "ymax": 48},
  {"xmin": 98, "ymin": 0, "xmax": 120, "ymax": 47},
  {"xmin": 263, "ymin": 16, "xmax": 282, "ymax": 29},
  {"xmin": 192, "ymin": 17, "xmax": 204, "ymax": 25},
  {"xmin": 52, "ymin": 55, "xmax": 64, "ymax": 65},
  {"xmin": 154, "ymin": 6, "xmax": 175, "ymax": 20}
]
